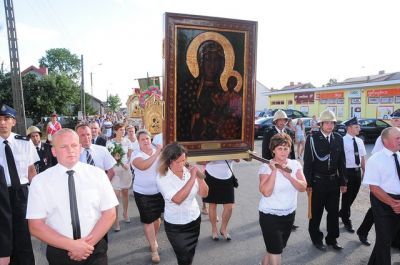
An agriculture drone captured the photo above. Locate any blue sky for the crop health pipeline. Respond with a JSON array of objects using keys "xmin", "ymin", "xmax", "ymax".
[{"xmin": 1, "ymin": 0, "xmax": 399, "ymax": 105}]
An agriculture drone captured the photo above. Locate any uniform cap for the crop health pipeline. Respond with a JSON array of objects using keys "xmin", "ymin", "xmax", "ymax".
[
  {"xmin": 273, "ymin": 110, "xmax": 288, "ymax": 122},
  {"xmin": 343, "ymin": 117, "xmax": 359, "ymax": 127},
  {"xmin": 26, "ymin": 126, "xmax": 42, "ymax": 136},
  {"xmin": 391, "ymin": 111, "xmax": 400, "ymax": 119},
  {"xmin": 0, "ymin": 104, "xmax": 16, "ymax": 118},
  {"xmin": 318, "ymin": 109, "xmax": 337, "ymax": 123}
]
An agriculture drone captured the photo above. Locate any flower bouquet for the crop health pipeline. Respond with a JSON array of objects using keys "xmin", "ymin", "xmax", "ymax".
[{"xmin": 108, "ymin": 143, "xmax": 125, "ymax": 166}]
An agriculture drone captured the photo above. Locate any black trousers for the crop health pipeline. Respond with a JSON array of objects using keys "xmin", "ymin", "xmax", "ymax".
[
  {"xmin": 46, "ymin": 238, "xmax": 108, "ymax": 265},
  {"xmin": 357, "ymin": 207, "xmax": 374, "ymax": 236},
  {"xmin": 308, "ymin": 181, "xmax": 340, "ymax": 244},
  {"xmin": 339, "ymin": 169, "xmax": 362, "ymax": 222},
  {"xmin": 368, "ymin": 193, "xmax": 400, "ymax": 265},
  {"xmin": 8, "ymin": 185, "xmax": 34, "ymax": 265}
]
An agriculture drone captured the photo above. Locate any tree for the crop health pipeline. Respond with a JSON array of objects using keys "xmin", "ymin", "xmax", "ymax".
[
  {"xmin": 39, "ymin": 48, "xmax": 81, "ymax": 81},
  {"xmin": 107, "ymin": 94, "xmax": 122, "ymax": 113},
  {"xmin": 325, "ymin": 78, "xmax": 338, "ymax": 87}
]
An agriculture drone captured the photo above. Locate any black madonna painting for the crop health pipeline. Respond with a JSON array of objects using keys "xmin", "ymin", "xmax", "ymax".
[{"xmin": 164, "ymin": 13, "xmax": 257, "ymax": 156}]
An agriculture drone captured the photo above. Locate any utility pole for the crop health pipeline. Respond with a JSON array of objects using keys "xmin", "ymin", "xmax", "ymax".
[
  {"xmin": 4, "ymin": 0, "xmax": 26, "ymax": 134},
  {"xmin": 80, "ymin": 55, "xmax": 86, "ymax": 119}
]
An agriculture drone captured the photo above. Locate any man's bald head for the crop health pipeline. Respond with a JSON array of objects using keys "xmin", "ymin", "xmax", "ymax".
[{"xmin": 382, "ymin": 127, "xmax": 400, "ymax": 152}]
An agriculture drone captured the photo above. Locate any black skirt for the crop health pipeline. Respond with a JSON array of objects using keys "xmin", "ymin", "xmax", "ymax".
[
  {"xmin": 259, "ymin": 211, "xmax": 295, "ymax": 254},
  {"xmin": 164, "ymin": 216, "xmax": 201, "ymax": 265},
  {"xmin": 134, "ymin": 192, "xmax": 164, "ymax": 224},
  {"xmin": 202, "ymin": 171, "xmax": 234, "ymax": 204}
]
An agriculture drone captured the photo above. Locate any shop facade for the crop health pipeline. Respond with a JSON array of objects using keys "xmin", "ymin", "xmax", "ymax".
[{"xmin": 267, "ymin": 80, "xmax": 400, "ymax": 120}]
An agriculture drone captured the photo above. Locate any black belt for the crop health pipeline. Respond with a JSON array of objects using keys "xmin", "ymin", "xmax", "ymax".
[
  {"xmin": 314, "ymin": 173, "xmax": 337, "ymax": 180},
  {"xmin": 8, "ymin": 183, "xmax": 28, "ymax": 191},
  {"xmin": 347, "ymin": 167, "xmax": 361, "ymax": 172}
]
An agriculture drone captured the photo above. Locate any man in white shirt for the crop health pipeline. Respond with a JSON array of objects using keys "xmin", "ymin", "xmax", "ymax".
[
  {"xmin": 338, "ymin": 117, "xmax": 366, "ymax": 233},
  {"xmin": 75, "ymin": 124, "xmax": 116, "ymax": 180},
  {"xmin": 362, "ymin": 127, "xmax": 400, "ymax": 265},
  {"xmin": 27, "ymin": 129, "xmax": 118, "ymax": 265}
]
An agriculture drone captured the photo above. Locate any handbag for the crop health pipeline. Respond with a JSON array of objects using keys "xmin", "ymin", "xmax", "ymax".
[{"xmin": 225, "ymin": 160, "xmax": 239, "ymax": 188}]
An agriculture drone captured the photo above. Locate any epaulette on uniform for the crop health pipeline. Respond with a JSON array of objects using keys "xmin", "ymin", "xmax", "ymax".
[{"xmin": 14, "ymin": 135, "xmax": 29, "ymax": 141}]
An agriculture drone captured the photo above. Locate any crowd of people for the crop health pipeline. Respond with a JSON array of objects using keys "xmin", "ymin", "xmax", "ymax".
[{"xmin": 1, "ymin": 102, "xmax": 400, "ymax": 265}]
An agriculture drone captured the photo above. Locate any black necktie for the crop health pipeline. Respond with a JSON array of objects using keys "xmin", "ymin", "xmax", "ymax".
[
  {"xmin": 393, "ymin": 154, "xmax": 400, "ymax": 181},
  {"xmin": 353, "ymin": 138, "xmax": 360, "ymax": 165},
  {"xmin": 36, "ymin": 146, "xmax": 40, "ymax": 153},
  {"xmin": 92, "ymin": 139, "xmax": 95, "ymax": 144},
  {"xmin": 326, "ymin": 136, "xmax": 329, "ymax": 143},
  {"xmin": 66, "ymin": 170, "xmax": 81, "ymax": 240},
  {"xmin": 3, "ymin": 140, "xmax": 21, "ymax": 188},
  {"xmin": 85, "ymin": 148, "xmax": 95, "ymax": 166}
]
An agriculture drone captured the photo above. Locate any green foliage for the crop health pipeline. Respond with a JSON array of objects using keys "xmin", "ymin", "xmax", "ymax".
[
  {"xmin": 107, "ymin": 94, "xmax": 122, "ymax": 112},
  {"xmin": 39, "ymin": 48, "xmax": 81, "ymax": 81},
  {"xmin": 108, "ymin": 142, "xmax": 125, "ymax": 166},
  {"xmin": 325, "ymin": 78, "xmax": 338, "ymax": 87}
]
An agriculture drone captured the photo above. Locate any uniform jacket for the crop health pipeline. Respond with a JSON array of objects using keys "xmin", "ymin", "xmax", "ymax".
[
  {"xmin": 303, "ymin": 130, "xmax": 346, "ymax": 188},
  {"xmin": 261, "ymin": 127, "xmax": 295, "ymax": 160},
  {"xmin": 0, "ymin": 165, "xmax": 12, "ymax": 257},
  {"xmin": 35, "ymin": 142, "xmax": 57, "ymax": 173}
]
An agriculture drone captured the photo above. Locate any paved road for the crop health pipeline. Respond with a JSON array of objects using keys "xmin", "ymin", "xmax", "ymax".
[{"xmin": 32, "ymin": 140, "xmax": 400, "ymax": 265}]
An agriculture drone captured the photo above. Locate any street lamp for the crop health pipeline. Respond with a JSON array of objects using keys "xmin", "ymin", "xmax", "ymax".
[{"xmin": 90, "ymin": 63, "xmax": 103, "ymax": 96}]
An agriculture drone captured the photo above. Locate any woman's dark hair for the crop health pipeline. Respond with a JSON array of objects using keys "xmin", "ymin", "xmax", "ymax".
[
  {"xmin": 158, "ymin": 142, "xmax": 187, "ymax": 176},
  {"xmin": 113, "ymin": 122, "xmax": 125, "ymax": 132},
  {"xmin": 269, "ymin": 133, "xmax": 292, "ymax": 154}
]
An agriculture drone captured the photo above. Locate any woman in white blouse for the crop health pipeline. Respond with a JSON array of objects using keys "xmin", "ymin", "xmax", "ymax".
[
  {"xmin": 258, "ymin": 133, "xmax": 307, "ymax": 265},
  {"xmin": 157, "ymin": 142, "xmax": 208, "ymax": 265},
  {"xmin": 131, "ymin": 130, "xmax": 164, "ymax": 263},
  {"xmin": 106, "ymin": 123, "xmax": 132, "ymax": 231}
]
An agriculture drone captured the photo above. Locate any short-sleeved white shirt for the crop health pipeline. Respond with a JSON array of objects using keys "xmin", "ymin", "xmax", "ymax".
[
  {"xmin": 343, "ymin": 134, "xmax": 366, "ymax": 168},
  {"xmin": 131, "ymin": 149, "xmax": 159, "ymax": 195},
  {"xmin": 0, "ymin": 133, "xmax": 40, "ymax": 186},
  {"xmin": 157, "ymin": 168, "xmax": 200, "ymax": 224},
  {"xmin": 125, "ymin": 137, "xmax": 139, "ymax": 154},
  {"xmin": 205, "ymin": 160, "xmax": 233, "ymax": 180},
  {"xmin": 371, "ymin": 135, "xmax": 384, "ymax": 154},
  {"xmin": 258, "ymin": 159, "xmax": 302, "ymax": 216},
  {"xmin": 26, "ymin": 162, "xmax": 119, "ymax": 239},
  {"xmin": 79, "ymin": 144, "xmax": 116, "ymax": 171},
  {"xmin": 363, "ymin": 147, "xmax": 400, "ymax": 194}
]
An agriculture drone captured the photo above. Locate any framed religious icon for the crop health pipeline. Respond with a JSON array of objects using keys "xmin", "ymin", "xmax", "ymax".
[{"xmin": 163, "ymin": 13, "xmax": 257, "ymax": 159}]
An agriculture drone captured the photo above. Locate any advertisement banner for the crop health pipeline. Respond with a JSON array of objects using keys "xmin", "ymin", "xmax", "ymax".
[{"xmin": 294, "ymin": 92, "xmax": 314, "ymax": 104}]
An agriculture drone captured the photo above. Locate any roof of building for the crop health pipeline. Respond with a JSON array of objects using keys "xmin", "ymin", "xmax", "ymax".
[
  {"xmin": 21, "ymin": 65, "xmax": 48, "ymax": 77},
  {"xmin": 280, "ymin": 82, "xmax": 315, "ymax": 91},
  {"xmin": 339, "ymin": 71, "xmax": 400, "ymax": 85}
]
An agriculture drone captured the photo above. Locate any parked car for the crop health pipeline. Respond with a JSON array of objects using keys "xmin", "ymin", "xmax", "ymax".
[
  {"xmin": 335, "ymin": 118, "xmax": 390, "ymax": 143},
  {"xmin": 255, "ymin": 110, "xmax": 268, "ymax": 120},
  {"xmin": 254, "ymin": 117, "xmax": 274, "ymax": 138}
]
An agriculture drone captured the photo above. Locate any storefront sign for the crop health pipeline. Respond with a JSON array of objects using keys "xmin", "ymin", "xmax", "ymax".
[
  {"xmin": 368, "ymin": 97, "xmax": 379, "ymax": 104},
  {"xmin": 294, "ymin": 92, "xmax": 314, "ymax": 104},
  {"xmin": 319, "ymin": 91, "xmax": 344, "ymax": 99},
  {"xmin": 380, "ymin": 97, "xmax": 394, "ymax": 104},
  {"xmin": 348, "ymin": 90, "xmax": 361, "ymax": 98},
  {"xmin": 351, "ymin": 98, "xmax": 361, "ymax": 104},
  {"xmin": 367, "ymin": 88, "xmax": 400, "ymax": 97}
]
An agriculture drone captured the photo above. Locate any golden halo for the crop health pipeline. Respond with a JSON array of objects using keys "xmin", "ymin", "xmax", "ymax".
[{"xmin": 186, "ymin": 31, "xmax": 243, "ymax": 92}]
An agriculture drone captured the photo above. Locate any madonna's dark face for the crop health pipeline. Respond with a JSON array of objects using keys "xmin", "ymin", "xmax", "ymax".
[{"xmin": 198, "ymin": 41, "xmax": 224, "ymax": 80}]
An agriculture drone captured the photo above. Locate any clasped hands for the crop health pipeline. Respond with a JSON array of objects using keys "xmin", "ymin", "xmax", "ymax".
[{"xmin": 68, "ymin": 235, "xmax": 94, "ymax": 261}]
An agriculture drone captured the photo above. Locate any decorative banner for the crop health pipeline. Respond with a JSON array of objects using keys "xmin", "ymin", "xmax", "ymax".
[
  {"xmin": 319, "ymin": 91, "xmax": 344, "ymax": 99},
  {"xmin": 367, "ymin": 88, "xmax": 400, "ymax": 97},
  {"xmin": 294, "ymin": 92, "xmax": 314, "ymax": 104}
]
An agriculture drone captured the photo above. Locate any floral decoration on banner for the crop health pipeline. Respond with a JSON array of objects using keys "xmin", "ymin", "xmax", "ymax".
[
  {"xmin": 139, "ymin": 86, "xmax": 161, "ymax": 108},
  {"xmin": 108, "ymin": 143, "xmax": 125, "ymax": 166}
]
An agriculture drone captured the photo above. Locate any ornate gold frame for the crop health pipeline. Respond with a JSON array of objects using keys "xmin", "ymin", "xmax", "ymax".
[{"xmin": 163, "ymin": 13, "xmax": 257, "ymax": 159}]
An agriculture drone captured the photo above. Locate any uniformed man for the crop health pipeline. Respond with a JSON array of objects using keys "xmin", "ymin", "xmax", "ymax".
[
  {"xmin": 0, "ymin": 165, "xmax": 12, "ymax": 265},
  {"xmin": 27, "ymin": 125, "xmax": 57, "ymax": 173},
  {"xmin": 262, "ymin": 110, "xmax": 295, "ymax": 160},
  {"xmin": 362, "ymin": 127, "xmax": 400, "ymax": 265},
  {"xmin": 303, "ymin": 109, "xmax": 347, "ymax": 251},
  {"xmin": 357, "ymin": 112, "xmax": 400, "ymax": 247},
  {"xmin": 338, "ymin": 117, "xmax": 366, "ymax": 233},
  {"xmin": 26, "ymin": 129, "xmax": 119, "ymax": 265},
  {"xmin": 0, "ymin": 104, "xmax": 39, "ymax": 264}
]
